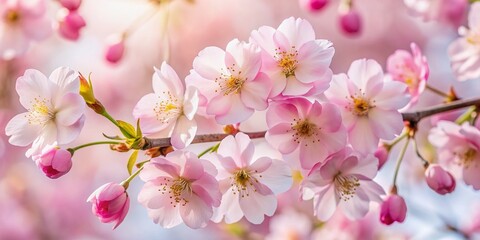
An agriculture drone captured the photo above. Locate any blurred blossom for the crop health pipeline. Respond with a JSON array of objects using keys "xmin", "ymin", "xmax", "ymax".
[
  {"xmin": 32, "ymin": 144, "xmax": 73, "ymax": 179},
  {"xmin": 374, "ymin": 143, "xmax": 389, "ymax": 169},
  {"xmin": 57, "ymin": 9, "xmax": 86, "ymax": 41},
  {"xmin": 87, "ymin": 182, "xmax": 130, "ymax": 229},
  {"xmin": 425, "ymin": 163, "xmax": 456, "ymax": 195},
  {"xmin": 0, "ymin": 0, "xmax": 52, "ymax": 60},
  {"xmin": 5, "ymin": 67, "xmax": 86, "ymax": 158},
  {"xmin": 299, "ymin": 0, "xmax": 329, "ymax": 12},
  {"xmin": 379, "ymin": 194, "xmax": 407, "ymax": 225},
  {"xmin": 338, "ymin": 9, "xmax": 362, "ymax": 35},
  {"xmin": 325, "ymin": 59, "xmax": 409, "ymax": 155},
  {"xmin": 104, "ymin": 34, "xmax": 125, "ymax": 64},
  {"xmin": 403, "ymin": 0, "xmax": 467, "ymax": 26},
  {"xmin": 448, "ymin": 2, "xmax": 480, "ymax": 81},
  {"xmin": 60, "ymin": 0, "xmax": 82, "ymax": 11},
  {"xmin": 266, "ymin": 208, "xmax": 312, "ymax": 240},
  {"xmin": 429, "ymin": 121, "xmax": 480, "ymax": 190},
  {"xmin": 387, "ymin": 42, "xmax": 429, "ymax": 107}
]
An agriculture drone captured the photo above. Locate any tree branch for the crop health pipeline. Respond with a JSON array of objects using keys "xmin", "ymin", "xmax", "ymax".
[{"xmin": 141, "ymin": 97, "xmax": 480, "ymax": 150}]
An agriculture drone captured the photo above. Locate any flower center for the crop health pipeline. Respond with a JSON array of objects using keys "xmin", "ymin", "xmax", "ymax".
[
  {"xmin": 230, "ymin": 169, "xmax": 261, "ymax": 198},
  {"xmin": 334, "ymin": 174, "xmax": 360, "ymax": 201},
  {"xmin": 457, "ymin": 148, "xmax": 477, "ymax": 168},
  {"xmin": 160, "ymin": 177, "xmax": 192, "ymax": 207},
  {"xmin": 290, "ymin": 118, "xmax": 320, "ymax": 146},
  {"xmin": 26, "ymin": 97, "xmax": 55, "ymax": 126},
  {"xmin": 5, "ymin": 10, "xmax": 20, "ymax": 24},
  {"xmin": 153, "ymin": 92, "xmax": 182, "ymax": 124},
  {"xmin": 466, "ymin": 31, "xmax": 480, "ymax": 45},
  {"xmin": 275, "ymin": 47, "xmax": 298, "ymax": 77},
  {"xmin": 348, "ymin": 93, "xmax": 374, "ymax": 116},
  {"xmin": 215, "ymin": 64, "xmax": 246, "ymax": 96}
]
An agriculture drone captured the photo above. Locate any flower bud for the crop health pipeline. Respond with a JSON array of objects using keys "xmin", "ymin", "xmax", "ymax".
[
  {"xmin": 79, "ymin": 73, "xmax": 95, "ymax": 104},
  {"xmin": 59, "ymin": 0, "xmax": 82, "ymax": 11},
  {"xmin": 338, "ymin": 9, "xmax": 361, "ymax": 35},
  {"xmin": 87, "ymin": 182, "xmax": 130, "ymax": 229},
  {"xmin": 374, "ymin": 143, "xmax": 389, "ymax": 170},
  {"xmin": 58, "ymin": 10, "xmax": 86, "ymax": 41},
  {"xmin": 299, "ymin": 0, "xmax": 329, "ymax": 12},
  {"xmin": 425, "ymin": 164, "xmax": 456, "ymax": 195},
  {"xmin": 380, "ymin": 194, "xmax": 407, "ymax": 225},
  {"xmin": 105, "ymin": 35, "xmax": 125, "ymax": 64},
  {"xmin": 32, "ymin": 145, "xmax": 73, "ymax": 179}
]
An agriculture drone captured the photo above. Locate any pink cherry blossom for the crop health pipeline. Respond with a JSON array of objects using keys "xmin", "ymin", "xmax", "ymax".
[
  {"xmin": 5, "ymin": 67, "xmax": 86, "ymax": 157},
  {"xmin": 404, "ymin": 0, "xmax": 467, "ymax": 26},
  {"xmin": 374, "ymin": 143, "xmax": 389, "ymax": 170},
  {"xmin": 138, "ymin": 150, "xmax": 221, "ymax": 228},
  {"xmin": 266, "ymin": 208, "xmax": 312, "ymax": 240},
  {"xmin": 0, "ymin": 0, "xmax": 52, "ymax": 60},
  {"xmin": 133, "ymin": 62, "xmax": 198, "ymax": 149},
  {"xmin": 32, "ymin": 144, "xmax": 72, "ymax": 179},
  {"xmin": 265, "ymin": 97, "xmax": 347, "ymax": 170},
  {"xmin": 448, "ymin": 2, "xmax": 480, "ymax": 81},
  {"xmin": 324, "ymin": 59, "xmax": 409, "ymax": 155},
  {"xmin": 87, "ymin": 182, "xmax": 130, "ymax": 229},
  {"xmin": 425, "ymin": 163, "xmax": 456, "ymax": 195},
  {"xmin": 208, "ymin": 133, "xmax": 292, "ymax": 224},
  {"xmin": 379, "ymin": 194, "xmax": 407, "ymax": 225},
  {"xmin": 338, "ymin": 9, "xmax": 362, "ymax": 35},
  {"xmin": 249, "ymin": 17, "xmax": 334, "ymax": 98},
  {"xmin": 428, "ymin": 121, "xmax": 480, "ymax": 190},
  {"xmin": 186, "ymin": 39, "xmax": 271, "ymax": 125},
  {"xmin": 387, "ymin": 42, "xmax": 429, "ymax": 107},
  {"xmin": 302, "ymin": 148, "xmax": 384, "ymax": 221},
  {"xmin": 58, "ymin": 10, "xmax": 86, "ymax": 41}
]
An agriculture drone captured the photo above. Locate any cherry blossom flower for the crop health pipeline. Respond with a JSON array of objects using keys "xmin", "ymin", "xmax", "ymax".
[
  {"xmin": 387, "ymin": 42, "xmax": 429, "ymax": 106},
  {"xmin": 324, "ymin": 59, "xmax": 409, "ymax": 155},
  {"xmin": 425, "ymin": 163, "xmax": 456, "ymax": 195},
  {"xmin": 265, "ymin": 97, "xmax": 347, "ymax": 170},
  {"xmin": 448, "ymin": 2, "xmax": 480, "ymax": 81},
  {"xmin": 428, "ymin": 121, "xmax": 480, "ymax": 190},
  {"xmin": 138, "ymin": 151, "xmax": 221, "ymax": 228},
  {"xmin": 0, "ymin": 0, "xmax": 52, "ymax": 60},
  {"xmin": 186, "ymin": 39, "xmax": 271, "ymax": 124},
  {"xmin": 32, "ymin": 143, "xmax": 72, "ymax": 179},
  {"xmin": 404, "ymin": 0, "xmax": 467, "ymax": 26},
  {"xmin": 208, "ymin": 133, "xmax": 292, "ymax": 224},
  {"xmin": 266, "ymin": 208, "xmax": 312, "ymax": 240},
  {"xmin": 58, "ymin": 9, "xmax": 86, "ymax": 41},
  {"xmin": 302, "ymin": 148, "xmax": 384, "ymax": 221},
  {"xmin": 250, "ymin": 17, "xmax": 334, "ymax": 98},
  {"xmin": 5, "ymin": 67, "xmax": 86, "ymax": 157},
  {"xmin": 379, "ymin": 194, "xmax": 407, "ymax": 225},
  {"xmin": 133, "ymin": 62, "xmax": 199, "ymax": 149},
  {"xmin": 87, "ymin": 182, "xmax": 130, "ymax": 229}
]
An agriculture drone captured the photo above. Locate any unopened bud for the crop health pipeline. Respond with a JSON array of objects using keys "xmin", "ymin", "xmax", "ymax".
[
  {"xmin": 425, "ymin": 164, "xmax": 456, "ymax": 195},
  {"xmin": 58, "ymin": 10, "xmax": 86, "ymax": 41},
  {"xmin": 374, "ymin": 143, "xmax": 389, "ymax": 169},
  {"xmin": 380, "ymin": 194, "xmax": 407, "ymax": 225},
  {"xmin": 110, "ymin": 143, "xmax": 130, "ymax": 152},
  {"xmin": 60, "ymin": 0, "xmax": 82, "ymax": 11},
  {"xmin": 105, "ymin": 35, "xmax": 126, "ymax": 64},
  {"xmin": 299, "ymin": 0, "xmax": 329, "ymax": 12},
  {"xmin": 338, "ymin": 9, "xmax": 361, "ymax": 35}
]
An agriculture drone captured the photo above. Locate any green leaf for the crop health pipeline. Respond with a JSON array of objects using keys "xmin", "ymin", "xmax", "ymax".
[
  {"xmin": 136, "ymin": 119, "xmax": 142, "ymax": 138},
  {"xmin": 117, "ymin": 120, "xmax": 136, "ymax": 139},
  {"xmin": 127, "ymin": 150, "xmax": 139, "ymax": 175},
  {"xmin": 102, "ymin": 133, "xmax": 124, "ymax": 140}
]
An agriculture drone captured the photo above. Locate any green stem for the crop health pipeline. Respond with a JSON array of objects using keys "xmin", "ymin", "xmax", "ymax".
[
  {"xmin": 198, "ymin": 143, "xmax": 220, "ymax": 158},
  {"xmin": 121, "ymin": 166, "xmax": 144, "ymax": 189},
  {"xmin": 455, "ymin": 106, "xmax": 477, "ymax": 124},
  {"xmin": 69, "ymin": 141, "xmax": 120, "ymax": 153},
  {"xmin": 136, "ymin": 159, "xmax": 150, "ymax": 168},
  {"xmin": 387, "ymin": 131, "xmax": 408, "ymax": 149},
  {"xmin": 426, "ymin": 85, "xmax": 450, "ymax": 99},
  {"xmin": 392, "ymin": 137, "xmax": 410, "ymax": 189},
  {"xmin": 101, "ymin": 111, "xmax": 120, "ymax": 127}
]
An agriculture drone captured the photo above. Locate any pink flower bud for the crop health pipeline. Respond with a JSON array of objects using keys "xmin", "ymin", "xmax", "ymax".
[
  {"xmin": 32, "ymin": 145, "xmax": 72, "ymax": 179},
  {"xmin": 339, "ymin": 9, "xmax": 362, "ymax": 35},
  {"xmin": 380, "ymin": 194, "xmax": 407, "ymax": 225},
  {"xmin": 374, "ymin": 144, "xmax": 389, "ymax": 170},
  {"xmin": 60, "ymin": 0, "xmax": 82, "ymax": 11},
  {"xmin": 87, "ymin": 182, "xmax": 130, "ymax": 229},
  {"xmin": 299, "ymin": 0, "xmax": 329, "ymax": 12},
  {"xmin": 58, "ymin": 10, "xmax": 86, "ymax": 41},
  {"xmin": 425, "ymin": 164, "xmax": 456, "ymax": 195},
  {"xmin": 105, "ymin": 35, "xmax": 125, "ymax": 64}
]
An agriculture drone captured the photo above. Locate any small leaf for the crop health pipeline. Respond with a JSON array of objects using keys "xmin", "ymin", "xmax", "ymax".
[
  {"xmin": 127, "ymin": 150, "xmax": 139, "ymax": 175},
  {"xmin": 136, "ymin": 119, "xmax": 142, "ymax": 138},
  {"xmin": 102, "ymin": 133, "xmax": 124, "ymax": 140},
  {"xmin": 117, "ymin": 120, "xmax": 136, "ymax": 139}
]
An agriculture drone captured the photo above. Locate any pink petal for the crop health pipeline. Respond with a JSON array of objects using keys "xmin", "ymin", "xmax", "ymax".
[
  {"xmin": 239, "ymin": 191, "xmax": 276, "ymax": 224},
  {"xmin": 56, "ymin": 93, "xmax": 85, "ymax": 126},
  {"xmin": 373, "ymin": 81, "xmax": 409, "ymax": 110},
  {"xmin": 56, "ymin": 115, "xmax": 84, "ymax": 144},
  {"xmin": 368, "ymin": 109, "xmax": 404, "ymax": 140},
  {"xmin": 214, "ymin": 95, "xmax": 254, "ymax": 125},
  {"xmin": 170, "ymin": 115, "xmax": 197, "ymax": 149},
  {"xmin": 347, "ymin": 59, "xmax": 384, "ymax": 98},
  {"xmin": 225, "ymin": 39, "xmax": 262, "ymax": 81},
  {"xmin": 249, "ymin": 156, "xmax": 272, "ymax": 173},
  {"xmin": 5, "ymin": 112, "xmax": 41, "ymax": 146},
  {"xmin": 266, "ymin": 101, "xmax": 299, "ymax": 127},
  {"xmin": 180, "ymin": 194, "xmax": 212, "ymax": 229},
  {"xmin": 183, "ymin": 86, "xmax": 199, "ymax": 120},
  {"xmin": 181, "ymin": 157, "xmax": 204, "ymax": 181},
  {"xmin": 249, "ymin": 25, "xmax": 277, "ymax": 57},
  {"xmin": 152, "ymin": 62, "xmax": 184, "ymax": 97},
  {"xmin": 295, "ymin": 40, "xmax": 334, "ymax": 84},
  {"xmin": 314, "ymin": 185, "xmax": 337, "ymax": 221},
  {"xmin": 277, "ymin": 17, "xmax": 316, "ymax": 47},
  {"xmin": 207, "ymin": 93, "xmax": 233, "ymax": 116},
  {"xmin": 212, "ymin": 187, "xmax": 243, "ymax": 224},
  {"xmin": 192, "ymin": 46, "xmax": 227, "ymax": 80},
  {"xmin": 16, "ymin": 69, "xmax": 51, "ymax": 109},
  {"xmin": 257, "ymin": 159, "xmax": 292, "ymax": 194},
  {"xmin": 235, "ymin": 132, "xmax": 255, "ymax": 167},
  {"xmin": 348, "ymin": 117, "xmax": 378, "ymax": 155},
  {"xmin": 240, "ymin": 73, "xmax": 271, "ymax": 111},
  {"xmin": 49, "ymin": 67, "xmax": 80, "ymax": 98},
  {"xmin": 282, "ymin": 76, "xmax": 313, "ymax": 96},
  {"xmin": 265, "ymin": 123, "xmax": 298, "ymax": 154}
]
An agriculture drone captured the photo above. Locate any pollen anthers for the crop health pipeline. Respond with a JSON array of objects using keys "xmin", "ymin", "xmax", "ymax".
[
  {"xmin": 26, "ymin": 97, "xmax": 54, "ymax": 125},
  {"xmin": 466, "ymin": 31, "xmax": 480, "ymax": 45},
  {"xmin": 230, "ymin": 169, "xmax": 261, "ymax": 198},
  {"xmin": 5, "ymin": 10, "xmax": 20, "ymax": 24},
  {"xmin": 275, "ymin": 46, "xmax": 298, "ymax": 77},
  {"xmin": 334, "ymin": 174, "xmax": 360, "ymax": 201},
  {"xmin": 289, "ymin": 118, "xmax": 320, "ymax": 146},
  {"xmin": 214, "ymin": 64, "xmax": 246, "ymax": 96},
  {"xmin": 159, "ymin": 177, "xmax": 192, "ymax": 207},
  {"xmin": 454, "ymin": 148, "xmax": 478, "ymax": 168},
  {"xmin": 346, "ymin": 91, "xmax": 374, "ymax": 116},
  {"xmin": 153, "ymin": 91, "xmax": 182, "ymax": 124}
]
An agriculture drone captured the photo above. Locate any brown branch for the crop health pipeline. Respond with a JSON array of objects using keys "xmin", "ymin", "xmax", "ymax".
[{"xmin": 140, "ymin": 97, "xmax": 480, "ymax": 150}]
